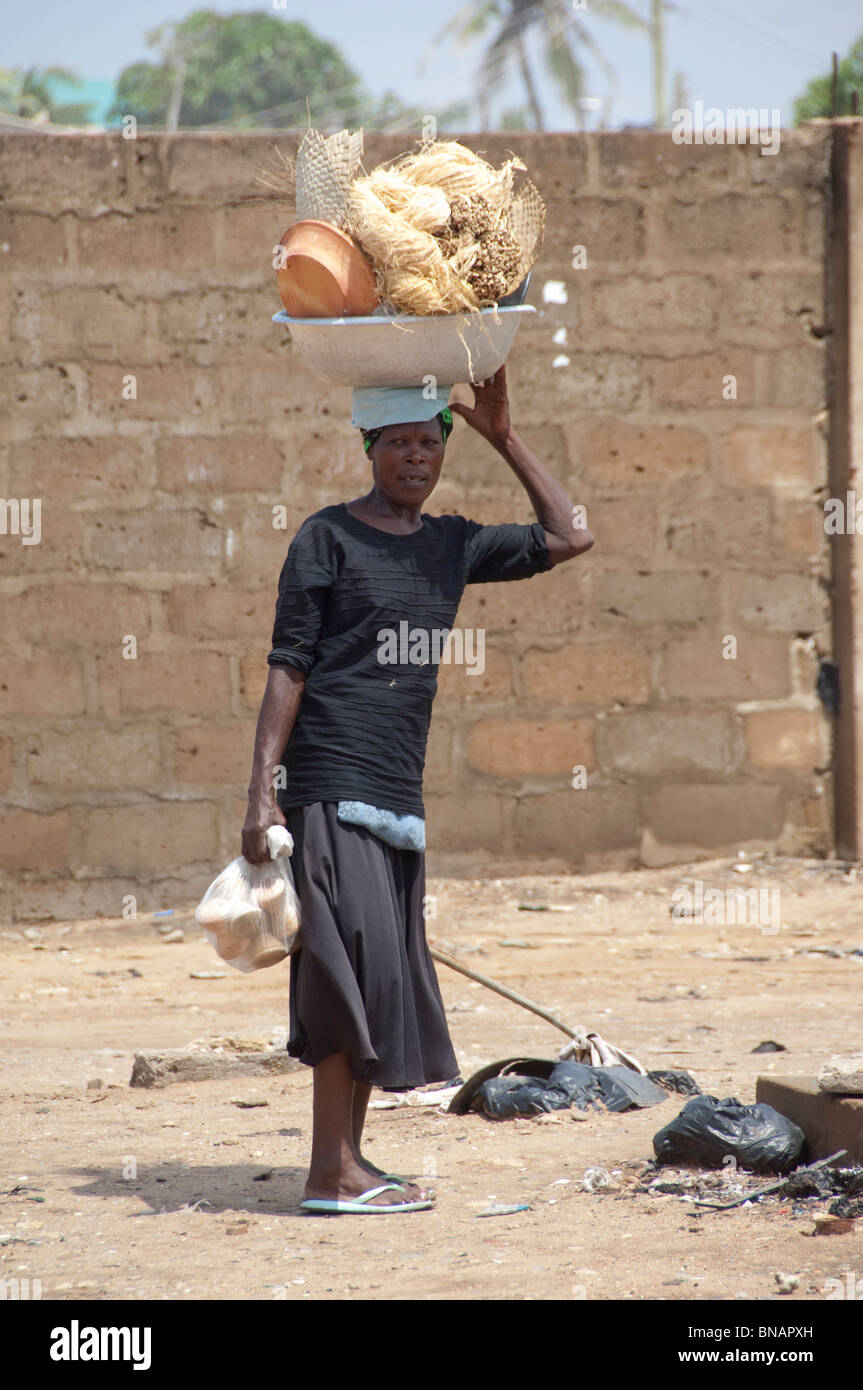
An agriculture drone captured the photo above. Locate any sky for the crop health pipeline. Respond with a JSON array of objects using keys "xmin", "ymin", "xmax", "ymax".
[{"xmin": 4, "ymin": 0, "xmax": 863, "ymax": 130}]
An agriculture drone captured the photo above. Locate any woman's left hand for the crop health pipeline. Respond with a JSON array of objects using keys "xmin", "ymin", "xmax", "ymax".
[{"xmin": 450, "ymin": 365, "xmax": 511, "ymax": 449}]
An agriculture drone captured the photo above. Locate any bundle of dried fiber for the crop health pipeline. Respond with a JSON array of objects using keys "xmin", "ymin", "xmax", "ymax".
[
  {"xmin": 395, "ymin": 140, "xmax": 524, "ymax": 209},
  {"xmin": 347, "ymin": 178, "xmax": 481, "ymax": 316},
  {"xmin": 362, "ymin": 167, "xmax": 451, "ymax": 233},
  {"xmin": 344, "ymin": 138, "xmax": 544, "ymax": 316}
]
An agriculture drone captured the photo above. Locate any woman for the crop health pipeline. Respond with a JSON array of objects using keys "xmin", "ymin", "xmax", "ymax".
[{"xmin": 242, "ymin": 365, "xmax": 593, "ymax": 1214}]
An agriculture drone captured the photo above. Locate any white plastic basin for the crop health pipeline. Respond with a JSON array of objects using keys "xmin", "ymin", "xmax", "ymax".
[{"xmin": 271, "ymin": 303, "xmax": 536, "ymax": 386}]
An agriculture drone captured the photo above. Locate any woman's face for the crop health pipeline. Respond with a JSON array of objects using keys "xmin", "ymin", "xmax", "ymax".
[{"xmin": 370, "ymin": 418, "xmax": 445, "ymax": 506}]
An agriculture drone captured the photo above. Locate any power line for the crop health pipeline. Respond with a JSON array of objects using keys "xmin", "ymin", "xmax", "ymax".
[{"xmin": 673, "ymin": 1, "xmax": 819, "ymax": 64}]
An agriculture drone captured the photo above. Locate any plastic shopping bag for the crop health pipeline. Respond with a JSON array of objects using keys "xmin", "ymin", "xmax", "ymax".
[{"xmin": 195, "ymin": 826, "xmax": 301, "ymax": 973}]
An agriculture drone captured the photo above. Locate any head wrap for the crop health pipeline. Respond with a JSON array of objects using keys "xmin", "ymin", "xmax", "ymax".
[
  {"xmin": 351, "ymin": 385, "xmax": 455, "ymax": 455},
  {"xmin": 360, "ymin": 407, "xmax": 453, "ymax": 455}
]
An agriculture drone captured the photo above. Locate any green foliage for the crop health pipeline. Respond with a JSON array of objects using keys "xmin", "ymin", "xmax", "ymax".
[
  {"xmin": 105, "ymin": 10, "xmax": 388, "ymax": 129},
  {"xmin": 793, "ymin": 35, "xmax": 863, "ymax": 123},
  {"xmin": 0, "ymin": 65, "xmax": 95, "ymax": 124}
]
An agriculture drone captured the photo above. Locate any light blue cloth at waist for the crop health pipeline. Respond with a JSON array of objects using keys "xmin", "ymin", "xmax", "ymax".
[{"xmin": 337, "ymin": 800, "xmax": 425, "ymax": 851}]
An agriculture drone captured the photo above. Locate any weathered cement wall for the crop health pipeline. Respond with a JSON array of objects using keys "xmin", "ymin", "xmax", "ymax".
[{"xmin": 0, "ymin": 128, "xmax": 835, "ymax": 918}]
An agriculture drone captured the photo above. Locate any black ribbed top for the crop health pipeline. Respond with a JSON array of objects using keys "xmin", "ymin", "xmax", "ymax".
[{"xmin": 268, "ymin": 502, "xmax": 552, "ymax": 818}]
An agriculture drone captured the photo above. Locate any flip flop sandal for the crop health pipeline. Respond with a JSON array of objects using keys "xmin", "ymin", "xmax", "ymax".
[
  {"xmin": 372, "ymin": 1169, "xmax": 435, "ymax": 1193},
  {"xmin": 300, "ymin": 1182, "xmax": 433, "ymax": 1215}
]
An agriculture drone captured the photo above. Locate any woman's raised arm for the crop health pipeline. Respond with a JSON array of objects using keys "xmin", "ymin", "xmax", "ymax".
[{"xmin": 450, "ymin": 364, "xmax": 594, "ymax": 566}]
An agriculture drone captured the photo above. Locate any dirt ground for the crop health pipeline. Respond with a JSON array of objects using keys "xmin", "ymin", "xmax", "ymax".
[{"xmin": 2, "ymin": 852, "xmax": 862, "ymax": 1303}]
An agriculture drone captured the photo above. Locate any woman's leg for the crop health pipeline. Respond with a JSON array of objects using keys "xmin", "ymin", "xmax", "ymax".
[
  {"xmin": 350, "ymin": 1080, "xmax": 430, "ymax": 1202},
  {"xmin": 304, "ymin": 1052, "xmax": 427, "ymax": 1206},
  {"xmin": 351, "ymin": 1081, "xmax": 372, "ymax": 1154}
]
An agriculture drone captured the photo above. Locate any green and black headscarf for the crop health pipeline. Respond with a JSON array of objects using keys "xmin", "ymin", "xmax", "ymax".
[
  {"xmin": 350, "ymin": 386, "xmax": 455, "ymax": 454},
  {"xmin": 360, "ymin": 407, "xmax": 453, "ymax": 454}
]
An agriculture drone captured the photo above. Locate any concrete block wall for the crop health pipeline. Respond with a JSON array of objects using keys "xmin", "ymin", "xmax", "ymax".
[{"xmin": 0, "ymin": 128, "xmax": 834, "ymax": 915}]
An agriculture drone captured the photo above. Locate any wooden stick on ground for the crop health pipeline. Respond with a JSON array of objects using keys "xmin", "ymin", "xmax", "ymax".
[{"xmin": 429, "ymin": 944, "xmax": 577, "ymax": 1039}]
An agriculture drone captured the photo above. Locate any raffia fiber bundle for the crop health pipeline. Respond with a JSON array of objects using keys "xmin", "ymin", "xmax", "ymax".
[{"xmin": 346, "ymin": 139, "xmax": 545, "ymax": 316}]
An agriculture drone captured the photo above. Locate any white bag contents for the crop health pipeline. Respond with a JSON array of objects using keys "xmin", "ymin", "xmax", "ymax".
[{"xmin": 195, "ymin": 826, "xmax": 300, "ymax": 973}]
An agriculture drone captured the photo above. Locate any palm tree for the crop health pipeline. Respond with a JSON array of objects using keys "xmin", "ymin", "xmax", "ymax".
[
  {"xmin": 423, "ymin": 0, "xmax": 650, "ymax": 131},
  {"xmin": 0, "ymin": 66, "xmax": 94, "ymax": 124}
]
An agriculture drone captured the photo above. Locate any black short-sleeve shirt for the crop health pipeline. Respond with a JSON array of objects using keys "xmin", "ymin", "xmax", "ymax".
[{"xmin": 268, "ymin": 502, "xmax": 552, "ymax": 818}]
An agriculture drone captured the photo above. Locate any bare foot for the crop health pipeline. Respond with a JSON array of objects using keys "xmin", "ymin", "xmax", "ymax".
[
  {"xmin": 304, "ymin": 1160, "xmax": 433, "ymax": 1208},
  {"xmin": 356, "ymin": 1157, "xmax": 433, "ymax": 1203}
]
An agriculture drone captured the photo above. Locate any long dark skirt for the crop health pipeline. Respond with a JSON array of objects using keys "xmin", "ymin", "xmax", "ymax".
[{"xmin": 282, "ymin": 800, "xmax": 459, "ymax": 1091}]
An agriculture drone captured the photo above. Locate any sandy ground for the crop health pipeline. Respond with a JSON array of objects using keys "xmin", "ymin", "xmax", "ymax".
[{"xmin": 2, "ymin": 852, "xmax": 862, "ymax": 1303}]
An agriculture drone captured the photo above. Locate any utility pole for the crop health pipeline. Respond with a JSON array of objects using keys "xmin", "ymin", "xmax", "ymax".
[
  {"xmin": 652, "ymin": 0, "xmax": 667, "ymax": 128},
  {"xmin": 166, "ymin": 50, "xmax": 187, "ymax": 132}
]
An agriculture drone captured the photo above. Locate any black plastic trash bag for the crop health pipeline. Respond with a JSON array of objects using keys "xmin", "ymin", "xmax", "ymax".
[
  {"xmin": 542, "ymin": 1062, "xmax": 668, "ymax": 1113},
  {"xmin": 591, "ymin": 1065, "xmax": 670, "ymax": 1112},
  {"xmin": 474, "ymin": 1062, "xmax": 668, "ymax": 1119},
  {"xmin": 542, "ymin": 1062, "xmax": 606, "ymax": 1111},
  {"xmin": 653, "ymin": 1095, "xmax": 805, "ymax": 1174},
  {"xmin": 475, "ymin": 1075, "xmax": 570, "ymax": 1118}
]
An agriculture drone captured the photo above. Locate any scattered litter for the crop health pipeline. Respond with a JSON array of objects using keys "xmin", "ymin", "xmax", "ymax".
[
  {"xmin": 152, "ymin": 910, "xmax": 175, "ymax": 917},
  {"xmin": 828, "ymin": 1194, "xmax": 863, "ymax": 1219},
  {"xmin": 231, "ymin": 1098, "xmax": 269, "ymax": 1109},
  {"xmin": 647, "ymin": 1069, "xmax": 701, "ymax": 1097},
  {"xmin": 190, "ymin": 971, "xmax": 228, "ymax": 980},
  {"xmin": 477, "ymin": 1203, "xmax": 530, "ymax": 1217},
  {"xmin": 691, "ymin": 1150, "xmax": 847, "ymax": 1211},
  {"xmin": 653, "ymin": 1096, "xmax": 804, "ymax": 1174},
  {"xmin": 582, "ymin": 1167, "xmax": 614, "ymax": 1192},
  {"xmin": 774, "ymin": 1271, "xmax": 799, "ymax": 1294},
  {"xmin": 645, "ymin": 1169, "xmax": 701, "ymax": 1196},
  {"xmin": 517, "ymin": 903, "xmax": 549, "ymax": 912},
  {"xmin": 752, "ymin": 1041, "xmax": 786, "ymax": 1053},
  {"xmin": 496, "ymin": 939, "xmax": 538, "ymax": 949},
  {"xmin": 159, "ymin": 929, "xmax": 185, "ymax": 944},
  {"xmin": 371, "ymin": 1084, "xmax": 462, "ymax": 1110}
]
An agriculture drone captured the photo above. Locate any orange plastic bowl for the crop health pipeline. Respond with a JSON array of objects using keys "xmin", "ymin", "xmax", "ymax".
[{"xmin": 276, "ymin": 219, "xmax": 379, "ymax": 317}]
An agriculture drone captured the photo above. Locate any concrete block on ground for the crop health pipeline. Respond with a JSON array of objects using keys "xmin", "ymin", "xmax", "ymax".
[
  {"xmin": 818, "ymin": 1054, "xmax": 863, "ymax": 1095},
  {"xmin": 755, "ymin": 1075, "xmax": 863, "ymax": 1163},
  {"xmin": 130, "ymin": 1034, "xmax": 300, "ymax": 1088}
]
